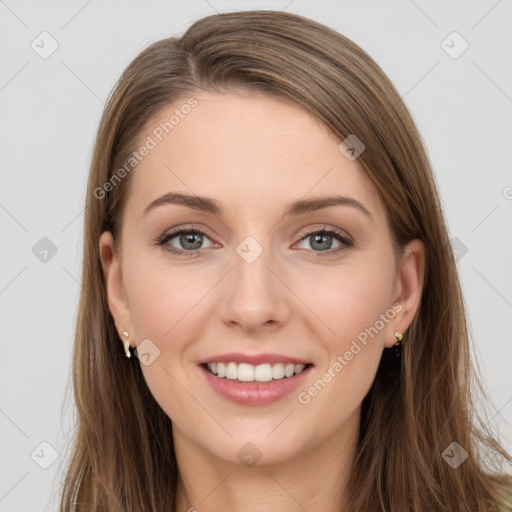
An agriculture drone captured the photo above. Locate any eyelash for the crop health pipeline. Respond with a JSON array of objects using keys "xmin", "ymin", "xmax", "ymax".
[{"xmin": 155, "ymin": 225, "xmax": 352, "ymax": 257}]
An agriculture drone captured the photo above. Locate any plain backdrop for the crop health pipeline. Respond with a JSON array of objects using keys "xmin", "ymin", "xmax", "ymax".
[{"xmin": 1, "ymin": 1, "xmax": 511, "ymax": 510}]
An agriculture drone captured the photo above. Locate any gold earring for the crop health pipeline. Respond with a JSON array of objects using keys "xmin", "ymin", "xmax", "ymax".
[
  {"xmin": 122, "ymin": 331, "xmax": 131, "ymax": 358},
  {"xmin": 392, "ymin": 327, "xmax": 403, "ymax": 360}
]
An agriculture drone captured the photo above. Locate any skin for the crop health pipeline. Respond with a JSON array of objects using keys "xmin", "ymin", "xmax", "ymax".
[{"xmin": 99, "ymin": 90, "xmax": 425, "ymax": 512}]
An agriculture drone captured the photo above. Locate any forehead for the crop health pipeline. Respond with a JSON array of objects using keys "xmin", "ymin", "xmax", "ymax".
[{"xmin": 126, "ymin": 90, "xmax": 383, "ymax": 220}]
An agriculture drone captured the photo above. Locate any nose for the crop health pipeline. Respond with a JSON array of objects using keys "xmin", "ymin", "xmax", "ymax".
[{"xmin": 216, "ymin": 240, "xmax": 292, "ymax": 334}]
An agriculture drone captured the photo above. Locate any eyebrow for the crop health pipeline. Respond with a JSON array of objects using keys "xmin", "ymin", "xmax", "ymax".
[{"xmin": 143, "ymin": 192, "xmax": 373, "ymax": 223}]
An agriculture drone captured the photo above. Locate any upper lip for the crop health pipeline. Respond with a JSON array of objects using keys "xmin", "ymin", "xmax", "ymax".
[{"xmin": 198, "ymin": 352, "xmax": 313, "ymax": 366}]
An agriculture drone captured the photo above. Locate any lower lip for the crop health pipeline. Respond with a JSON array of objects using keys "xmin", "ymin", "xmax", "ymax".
[{"xmin": 199, "ymin": 364, "xmax": 313, "ymax": 406}]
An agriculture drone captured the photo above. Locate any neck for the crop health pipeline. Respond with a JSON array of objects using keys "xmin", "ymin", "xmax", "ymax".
[{"xmin": 173, "ymin": 407, "xmax": 360, "ymax": 512}]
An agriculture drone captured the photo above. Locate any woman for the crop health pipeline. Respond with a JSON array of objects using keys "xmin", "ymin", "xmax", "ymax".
[{"xmin": 59, "ymin": 9, "xmax": 512, "ymax": 511}]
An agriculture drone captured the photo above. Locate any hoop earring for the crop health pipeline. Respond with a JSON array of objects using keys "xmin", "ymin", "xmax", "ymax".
[
  {"xmin": 122, "ymin": 331, "xmax": 131, "ymax": 358},
  {"xmin": 392, "ymin": 327, "xmax": 403, "ymax": 359}
]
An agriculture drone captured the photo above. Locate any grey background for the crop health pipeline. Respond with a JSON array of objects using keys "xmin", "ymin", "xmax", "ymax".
[{"xmin": 1, "ymin": 0, "xmax": 511, "ymax": 510}]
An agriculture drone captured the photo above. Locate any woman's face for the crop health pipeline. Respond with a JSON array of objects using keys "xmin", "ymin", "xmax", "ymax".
[{"xmin": 100, "ymin": 90, "xmax": 423, "ymax": 466}]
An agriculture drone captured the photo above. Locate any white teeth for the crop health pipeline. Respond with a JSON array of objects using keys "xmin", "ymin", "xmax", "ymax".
[
  {"xmin": 205, "ymin": 361, "xmax": 309, "ymax": 381},
  {"xmin": 284, "ymin": 363, "xmax": 295, "ymax": 377},
  {"xmin": 254, "ymin": 364, "xmax": 273, "ymax": 382},
  {"xmin": 225, "ymin": 362, "xmax": 238, "ymax": 380},
  {"xmin": 272, "ymin": 363, "xmax": 285, "ymax": 380},
  {"xmin": 238, "ymin": 363, "xmax": 255, "ymax": 382}
]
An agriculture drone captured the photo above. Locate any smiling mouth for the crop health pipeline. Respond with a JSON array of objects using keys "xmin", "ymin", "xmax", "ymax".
[{"xmin": 201, "ymin": 362, "xmax": 314, "ymax": 382}]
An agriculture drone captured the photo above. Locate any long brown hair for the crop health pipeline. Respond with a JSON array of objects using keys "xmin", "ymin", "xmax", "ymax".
[{"xmin": 57, "ymin": 10, "xmax": 512, "ymax": 511}]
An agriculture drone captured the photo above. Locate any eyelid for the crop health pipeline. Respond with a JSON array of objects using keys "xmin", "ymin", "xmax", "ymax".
[
  {"xmin": 156, "ymin": 224, "xmax": 352, "ymax": 255},
  {"xmin": 297, "ymin": 225, "xmax": 352, "ymax": 244},
  {"xmin": 293, "ymin": 225, "xmax": 352, "ymax": 255},
  {"xmin": 156, "ymin": 225, "xmax": 216, "ymax": 252}
]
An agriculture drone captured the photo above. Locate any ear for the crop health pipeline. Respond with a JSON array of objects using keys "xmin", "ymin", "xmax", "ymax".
[
  {"xmin": 383, "ymin": 239, "xmax": 425, "ymax": 348},
  {"xmin": 98, "ymin": 231, "xmax": 135, "ymax": 348}
]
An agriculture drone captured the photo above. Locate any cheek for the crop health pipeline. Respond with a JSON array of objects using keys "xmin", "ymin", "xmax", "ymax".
[
  {"xmin": 293, "ymin": 269, "xmax": 391, "ymax": 437},
  {"xmin": 124, "ymin": 249, "xmax": 210, "ymax": 345},
  {"xmin": 291, "ymin": 256, "xmax": 393, "ymax": 407},
  {"xmin": 300, "ymin": 256, "xmax": 394, "ymax": 409},
  {"xmin": 122, "ymin": 253, "xmax": 219, "ymax": 389},
  {"xmin": 123, "ymin": 259, "xmax": 210, "ymax": 425},
  {"xmin": 293, "ymin": 256, "xmax": 394, "ymax": 347}
]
